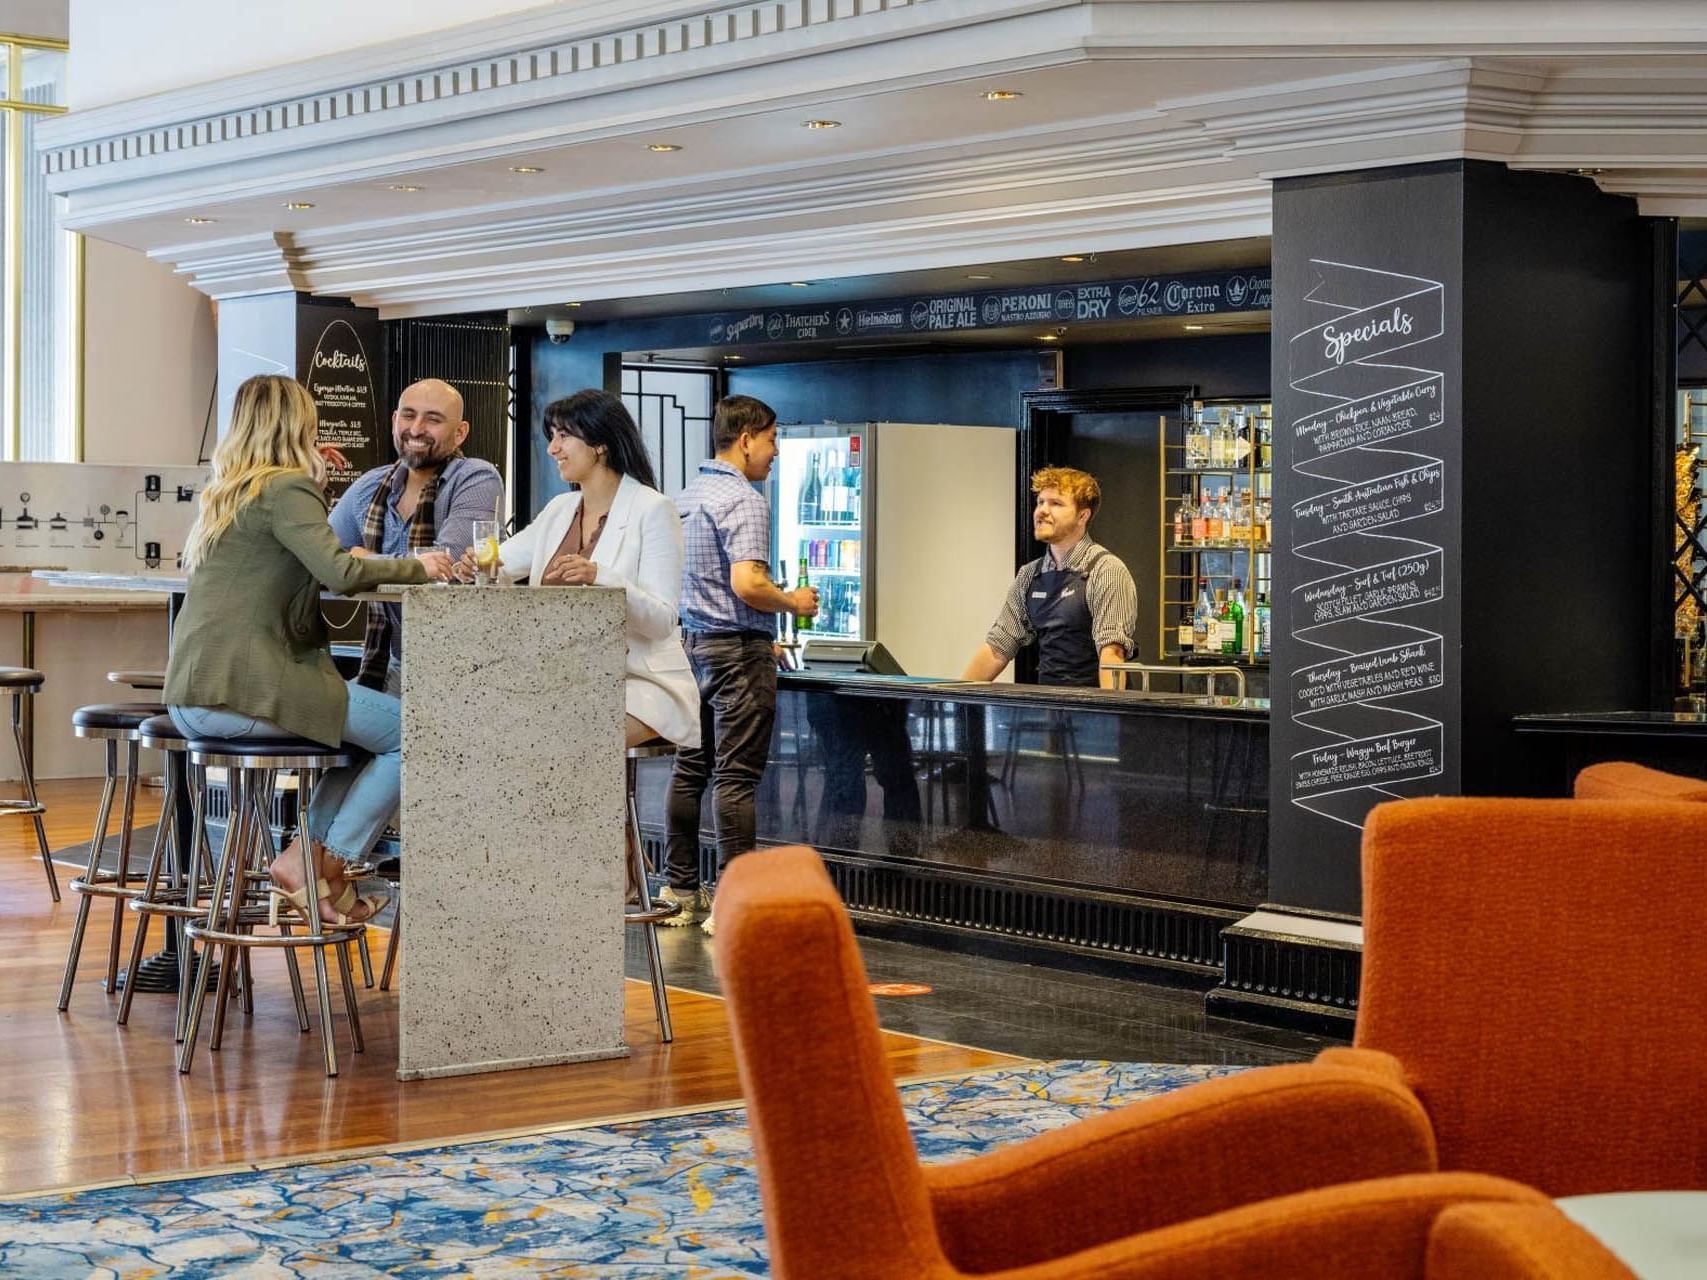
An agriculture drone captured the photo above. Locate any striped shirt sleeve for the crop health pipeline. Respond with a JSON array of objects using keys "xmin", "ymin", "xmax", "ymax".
[
  {"xmin": 984, "ymin": 561, "xmax": 1038, "ymax": 661},
  {"xmin": 1087, "ymin": 551, "xmax": 1138, "ymax": 657}
]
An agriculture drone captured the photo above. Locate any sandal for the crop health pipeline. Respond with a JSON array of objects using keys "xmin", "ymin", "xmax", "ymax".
[{"xmin": 269, "ymin": 877, "xmax": 388, "ymax": 928}]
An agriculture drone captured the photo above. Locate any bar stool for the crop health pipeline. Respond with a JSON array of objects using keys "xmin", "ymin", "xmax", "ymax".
[
  {"xmin": 625, "ymin": 741, "xmax": 679, "ymax": 1042},
  {"xmin": 179, "ymin": 734, "xmax": 366, "ymax": 1078},
  {"xmin": 116, "ymin": 713, "xmax": 226, "ymax": 1035},
  {"xmin": 1, "ymin": 666, "xmax": 56, "ymax": 900},
  {"xmin": 56, "ymin": 701, "xmax": 165, "ymax": 1011}
]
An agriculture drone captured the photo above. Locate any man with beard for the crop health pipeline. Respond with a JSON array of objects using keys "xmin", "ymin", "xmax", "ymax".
[
  {"xmin": 330, "ymin": 378, "xmax": 504, "ymax": 692},
  {"xmin": 962, "ymin": 466, "xmax": 1137, "ymax": 689}
]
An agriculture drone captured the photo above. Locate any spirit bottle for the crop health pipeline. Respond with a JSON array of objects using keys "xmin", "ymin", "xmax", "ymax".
[
  {"xmin": 1220, "ymin": 580, "xmax": 1245, "ymax": 655},
  {"xmin": 1174, "ymin": 497, "xmax": 1192, "ymax": 547},
  {"xmin": 1186, "ymin": 409, "xmax": 1209, "ymax": 469},
  {"xmin": 799, "ymin": 450, "xmax": 821, "ymax": 524},
  {"xmin": 1192, "ymin": 579, "xmax": 1215, "ymax": 652},
  {"xmin": 1255, "ymin": 592, "xmax": 1271, "ymax": 656},
  {"xmin": 1191, "ymin": 494, "xmax": 1209, "ymax": 544}
]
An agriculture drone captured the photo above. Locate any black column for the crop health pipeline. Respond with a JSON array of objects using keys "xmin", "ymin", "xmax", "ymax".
[{"xmin": 1268, "ymin": 160, "xmax": 1654, "ymax": 916}]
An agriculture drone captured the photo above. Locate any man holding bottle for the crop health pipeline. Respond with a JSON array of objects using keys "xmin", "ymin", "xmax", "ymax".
[
  {"xmin": 662, "ymin": 395, "xmax": 818, "ymax": 933},
  {"xmin": 962, "ymin": 466, "xmax": 1137, "ymax": 689}
]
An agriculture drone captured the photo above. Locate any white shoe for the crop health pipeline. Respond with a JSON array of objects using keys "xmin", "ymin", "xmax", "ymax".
[{"xmin": 659, "ymin": 885, "xmax": 711, "ymax": 927}]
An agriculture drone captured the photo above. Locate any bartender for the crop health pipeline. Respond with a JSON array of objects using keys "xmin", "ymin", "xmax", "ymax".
[{"xmin": 962, "ymin": 466, "xmax": 1137, "ymax": 689}]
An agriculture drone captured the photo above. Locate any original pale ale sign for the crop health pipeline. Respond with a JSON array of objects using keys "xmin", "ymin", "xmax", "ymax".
[{"xmin": 300, "ymin": 311, "xmax": 381, "ymax": 500}]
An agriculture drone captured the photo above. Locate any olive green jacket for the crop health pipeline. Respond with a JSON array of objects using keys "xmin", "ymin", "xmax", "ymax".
[{"xmin": 164, "ymin": 473, "xmax": 429, "ymax": 747}]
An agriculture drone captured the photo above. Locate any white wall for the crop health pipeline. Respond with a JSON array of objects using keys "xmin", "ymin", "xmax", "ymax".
[
  {"xmin": 81, "ymin": 238, "xmax": 217, "ymax": 465},
  {"xmin": 67, "ymin": 0, "xmax": 567, "ymax": 109}
]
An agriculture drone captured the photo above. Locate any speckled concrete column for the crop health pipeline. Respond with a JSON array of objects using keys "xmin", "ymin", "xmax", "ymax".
[{"xmin": 395, "ymin": 585, "xmax": 628, "ymax": 1079}]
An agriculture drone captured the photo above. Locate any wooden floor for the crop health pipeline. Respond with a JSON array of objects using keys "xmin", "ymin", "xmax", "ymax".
[{"xmin": 0, "ymin": 779, "xmax": 1019, "ymax": 1197}]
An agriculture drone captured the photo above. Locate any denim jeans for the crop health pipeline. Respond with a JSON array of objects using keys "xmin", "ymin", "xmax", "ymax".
[
  {"xmin": 664, "ymin": 632, "xmax": 777, "ymax": 890},
  {"xmin": 170, "ymin": 680, "xmax": 403, "ymax": 862}
]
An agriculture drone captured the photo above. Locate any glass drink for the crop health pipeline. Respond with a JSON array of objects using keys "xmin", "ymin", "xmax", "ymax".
[{"xmin": 471, "ymin": 519, "xmax": 502, "ymax": 586}]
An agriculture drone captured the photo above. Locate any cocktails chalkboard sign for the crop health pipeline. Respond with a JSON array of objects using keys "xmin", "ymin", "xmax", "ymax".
[{"xmin": 298, "ymin": 304, "xmax": 383, "ymax": 500}]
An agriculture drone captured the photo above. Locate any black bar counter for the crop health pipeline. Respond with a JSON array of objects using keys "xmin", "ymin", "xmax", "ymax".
[
  {"xmin": 635, "ymin": 672, "xmax": 1270, "ymax": 978},
  {"xmin": 1513, "ymin": 710, "xmax": 1707, "ymax": 792}
]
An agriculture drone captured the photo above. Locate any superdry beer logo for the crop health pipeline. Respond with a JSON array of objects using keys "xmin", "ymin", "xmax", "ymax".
[
  {"xmin": 836, "ymin": 307, "xmax": 854, "ymax": 335},
  {"xmin": 725, "ymin": 313, "xmax": 765, "ymax": 342},
  {"xmin": 1054, "ymin": 289, "xmax": 1076, "ymax": 320},
  {"xmin": 766, "ymin": 313, "xmax": 786, "ymax": 340}
]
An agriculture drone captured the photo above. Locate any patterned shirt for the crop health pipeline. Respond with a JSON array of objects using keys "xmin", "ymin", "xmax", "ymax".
[
  {"xmin": 677, "ymin": 459, "xmax": 772, "ymax": 634},
  {"xmin": 328, "ymin": 456, "xmax": 505, "ymax": 658},
  {"xmin": 985, "ymin": 535, "xmax": 1138, "ymax": 661}
]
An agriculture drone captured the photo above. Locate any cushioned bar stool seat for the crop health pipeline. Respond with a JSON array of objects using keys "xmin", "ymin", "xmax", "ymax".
[
  {"xmin": 0, "ymin": 666, "xmax": 55, "ymax": 900},
  {"xmin": 625, "ymin": 741, "xmax": 679, "ymax": 1042},
  {"xmin": 58, "ymin": 700, "xmax": 167, "ymax": 1011},
  {"xmin": 179, "ymin": 735, "xmax": 366, "ymax": 1077}
]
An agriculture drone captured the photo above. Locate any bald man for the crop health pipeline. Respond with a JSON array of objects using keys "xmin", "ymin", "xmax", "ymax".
[{"xmin": 330, "ymin": 378, "xmax": 505, "ymax": 690}]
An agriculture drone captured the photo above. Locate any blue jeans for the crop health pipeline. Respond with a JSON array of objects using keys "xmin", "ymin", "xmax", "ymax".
[{"xmin": 170, "ymin": 680, "xmax": 402, "ymax": 862}]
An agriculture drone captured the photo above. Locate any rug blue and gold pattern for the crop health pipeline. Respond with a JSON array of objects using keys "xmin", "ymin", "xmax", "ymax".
[{"xmin": 0, "ymin": 1060, "xmax": 1242, "ymax": 1278}]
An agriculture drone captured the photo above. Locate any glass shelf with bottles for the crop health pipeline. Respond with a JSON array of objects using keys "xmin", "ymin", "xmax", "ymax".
[
  {"xmin": 1158, "ymin": 399, "xmax": 1273, "ymax": 664},
  {"xmin": 793, "ymin": 444, "xmax": 864, "ymax": 528}
]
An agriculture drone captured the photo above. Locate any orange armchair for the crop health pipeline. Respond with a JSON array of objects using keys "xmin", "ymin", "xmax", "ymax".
[
  {"xmin": 1426, "ymin": 1203, "xmax": 1635, "ymax": 1279},
  {"xmin": 1323, "ymin": 798, "xmax": 1707, "ymax": 1197},
  {"xmin": 1572, "ymin": 760, "xmax": 1707, "ymax": 801},
  {"xmin": 714, "ymin": 846, "xmax": 1564, "ymax": 1279}
]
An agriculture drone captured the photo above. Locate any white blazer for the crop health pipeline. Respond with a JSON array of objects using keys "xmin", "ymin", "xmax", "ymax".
[{"xmin": 496, "ymin": 474, "xmax": 700, "ymax": 749}]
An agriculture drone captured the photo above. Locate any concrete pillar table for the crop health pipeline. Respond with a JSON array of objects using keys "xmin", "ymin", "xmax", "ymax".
[{"xmin": 395, "ymin": 584, "xmax": 628, "ymax": 1080}]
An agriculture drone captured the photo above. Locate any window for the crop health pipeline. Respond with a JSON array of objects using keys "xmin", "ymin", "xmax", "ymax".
[{"xmin": 1, "ymin": 35, "xmax": 75, "ymax": 461}]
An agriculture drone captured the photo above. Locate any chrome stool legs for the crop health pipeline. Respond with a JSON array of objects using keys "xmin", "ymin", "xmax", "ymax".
[
  {"xmin": 57, "ymin": 733, "xmax": 144, "ymax": 1011},
  {"xmin": 4, "ymin": 683, "xmax": 56, "ymax": 901},
  {"xmin": 624, "ymin": 745, "xmax": 680, "ymax": 1043}
]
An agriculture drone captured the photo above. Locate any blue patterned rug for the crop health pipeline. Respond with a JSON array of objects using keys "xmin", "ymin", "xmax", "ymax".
[{"xmin": 0, "ymin": 1060, "xmax": 1241, "ymax": 1278}]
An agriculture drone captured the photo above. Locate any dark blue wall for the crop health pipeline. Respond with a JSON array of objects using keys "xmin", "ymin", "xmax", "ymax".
[{"xmin": 523, "ymin": 317, "xmax": 1272, "ymax": 517}]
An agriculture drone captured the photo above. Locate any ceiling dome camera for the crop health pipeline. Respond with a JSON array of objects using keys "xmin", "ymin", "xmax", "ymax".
[{"xmin": 546, "ymin": 318, "xmax": 576, "ymax": 344}]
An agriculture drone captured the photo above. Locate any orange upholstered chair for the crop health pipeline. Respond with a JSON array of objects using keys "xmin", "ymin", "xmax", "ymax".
[
  {"xmin": 1572, "ymin": 760, "xmax": 1707, "ymax": 801},
  {"xmin": 1320, "ymin": 798, "xmax": 1707, "ymax": 1197},
  {"xmin": 1426, "ymin": 1203, "xmax": 1635, "ymax": 1279},
  {"xmin": 715, "ymin": 845, "xmax": 1571, "ymax": 1279}
]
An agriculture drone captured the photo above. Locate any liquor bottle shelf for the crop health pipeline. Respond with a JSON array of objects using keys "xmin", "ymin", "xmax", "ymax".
[
  {"xmin": 1169, "ymin": 542, "xmax": 1273, "ymax": 553},
  {"xmin": 1165, "ymin": 466, "xmax": 1273, "ymax": 476},
  {"xmin": 796, "ymin": 520, "xmax": 863, "ymax": 531}
]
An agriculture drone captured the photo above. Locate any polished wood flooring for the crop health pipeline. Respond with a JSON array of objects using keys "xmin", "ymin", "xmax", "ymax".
[{"xmin": 0, "ymin": 779, "xmax": 1019, "ymax": 1197}]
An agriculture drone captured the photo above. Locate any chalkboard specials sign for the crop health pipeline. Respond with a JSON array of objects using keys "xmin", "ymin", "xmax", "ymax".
[
  {"xmin": 296, "ymin": 303, "xmax": 384, "ymax": 501},
  {"xmin": 1271, "ymin": 169, "xmax": 1461, "ymax": 916}
]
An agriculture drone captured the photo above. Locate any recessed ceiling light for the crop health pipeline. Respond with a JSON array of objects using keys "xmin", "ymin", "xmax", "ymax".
[
  {"xmin": 1572, "ymin": 166, "xmax": 1605, "ymax": 177},
  {"xmin": 788, "ymin": 281, "xmax": 811, "ymax": 288},
  {"xmin": 983, "ymin": 90, "xmax": 1023, "ymax": 102},
  {"xmin": 282, "ymin": 201, "xmax": 315, "ymax": 210},
  {"xmin": 184, "ymin": 216, "xmax": 216, "ymax": 224},
  {"xmin": 510, "ymin": 165, "xmax": 544, "ymax": 174},
  {"xmin": 390, "ymin": 184, "xmax": 424, "ymax": 192},
  {"xmin": 1059, "ymin": 255, "xmax": 1086, "ymax": 263},
  {"xmin": 967, "ymin": 273, "xmax": 994, "ymax": 280},
  {"xmin": 565, "ymin": 301, "xmax": 583, "ymax": 308},
  {"xmin": 802, "ymin": 119, "xmax": 841, "ymax": 130},
  {"xmin": 1184, "ymin": 324, "xmax": 1206, "ymax": 331},
  {"xmin": 1038, "ymin": 333, "xmax": 1060, "ymax": 342},
  {"xmin": 646, "ymin": 143, "xmax": 683, "ymax": 153},
  {"xmin": 726, "ymin": 354, "xmax": 744, "ymax": 361}
]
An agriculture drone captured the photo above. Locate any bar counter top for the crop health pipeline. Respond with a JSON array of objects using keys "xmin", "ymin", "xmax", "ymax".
[
  {"xmin": 779, "ymin": 669, "xmax": 1269, "ymax": 717},
  {"xmin": 1513, "ymin": 710, "xmax": 1707, "ymax": 736}
]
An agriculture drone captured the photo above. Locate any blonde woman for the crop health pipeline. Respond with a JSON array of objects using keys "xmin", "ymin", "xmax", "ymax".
[{"xmin": 165, "ymin": 374, "xmax": 454, "ymax": 926}]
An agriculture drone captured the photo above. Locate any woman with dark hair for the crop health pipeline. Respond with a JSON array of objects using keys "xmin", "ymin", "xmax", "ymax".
[{"xmin": 465, "ymin": 389, "xmax": 697, "ymax": 748}]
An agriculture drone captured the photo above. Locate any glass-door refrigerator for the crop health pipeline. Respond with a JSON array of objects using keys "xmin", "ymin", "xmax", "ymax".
[{"xmin": 771, "ymin": 424, "xmax": 873, "ymax": 641}]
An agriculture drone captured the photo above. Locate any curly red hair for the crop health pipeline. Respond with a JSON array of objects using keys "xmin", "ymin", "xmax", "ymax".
[{"xmin": 1030, "ymin": 466, "xmax": 1101, "ymax": 517}]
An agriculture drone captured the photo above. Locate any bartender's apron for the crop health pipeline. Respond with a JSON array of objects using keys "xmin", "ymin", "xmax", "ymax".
[{"xmin": 1025, "ymin": 550, "xmax": 1106, "ymax": 687}]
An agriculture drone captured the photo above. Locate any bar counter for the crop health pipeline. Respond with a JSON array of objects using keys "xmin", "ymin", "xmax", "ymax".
[
  {"xmin": 636, "ymin": 672, "xmax": 1271, "ymax": 977},
  {"xmin": 1513, "ymin": 710, "xmax": 1707, "ymax": 792}
]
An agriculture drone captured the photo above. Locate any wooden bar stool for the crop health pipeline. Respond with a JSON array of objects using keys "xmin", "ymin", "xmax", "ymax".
[
  {"xmin": 179, "ymin": 735, "xmax": 367, "ymax": 1078},
  {"xmin": 625, "ymin": 741, "xmax": 680, "ymax": 1042},
  {"xmin": 1, "ymin": 667, "xmax": 56, "ymax": 900},
  {"xmin": 56, "ymin": 701, "xmax": 166, "ymax": 1011}
]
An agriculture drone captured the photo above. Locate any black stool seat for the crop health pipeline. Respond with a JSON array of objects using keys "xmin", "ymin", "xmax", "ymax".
[
  {"xmin": 0, "ymin": 666, "xmax": 45, "ymax": 689},
  {"xmin": 186, "ymin": 735, "xmax": 347, "ymax": 759},
  {"xmin": 137, "ymin": 714, "xmax": 184, "ymax": 747},
  {"xmin": 72, "ymin": 702, "xmax": 168, "ymax": 732}
]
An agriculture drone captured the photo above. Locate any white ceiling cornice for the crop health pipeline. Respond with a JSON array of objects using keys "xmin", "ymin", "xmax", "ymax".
[{"xmin": 38, "ymin": 1, "xmax": 1707, "ymax": 314}]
